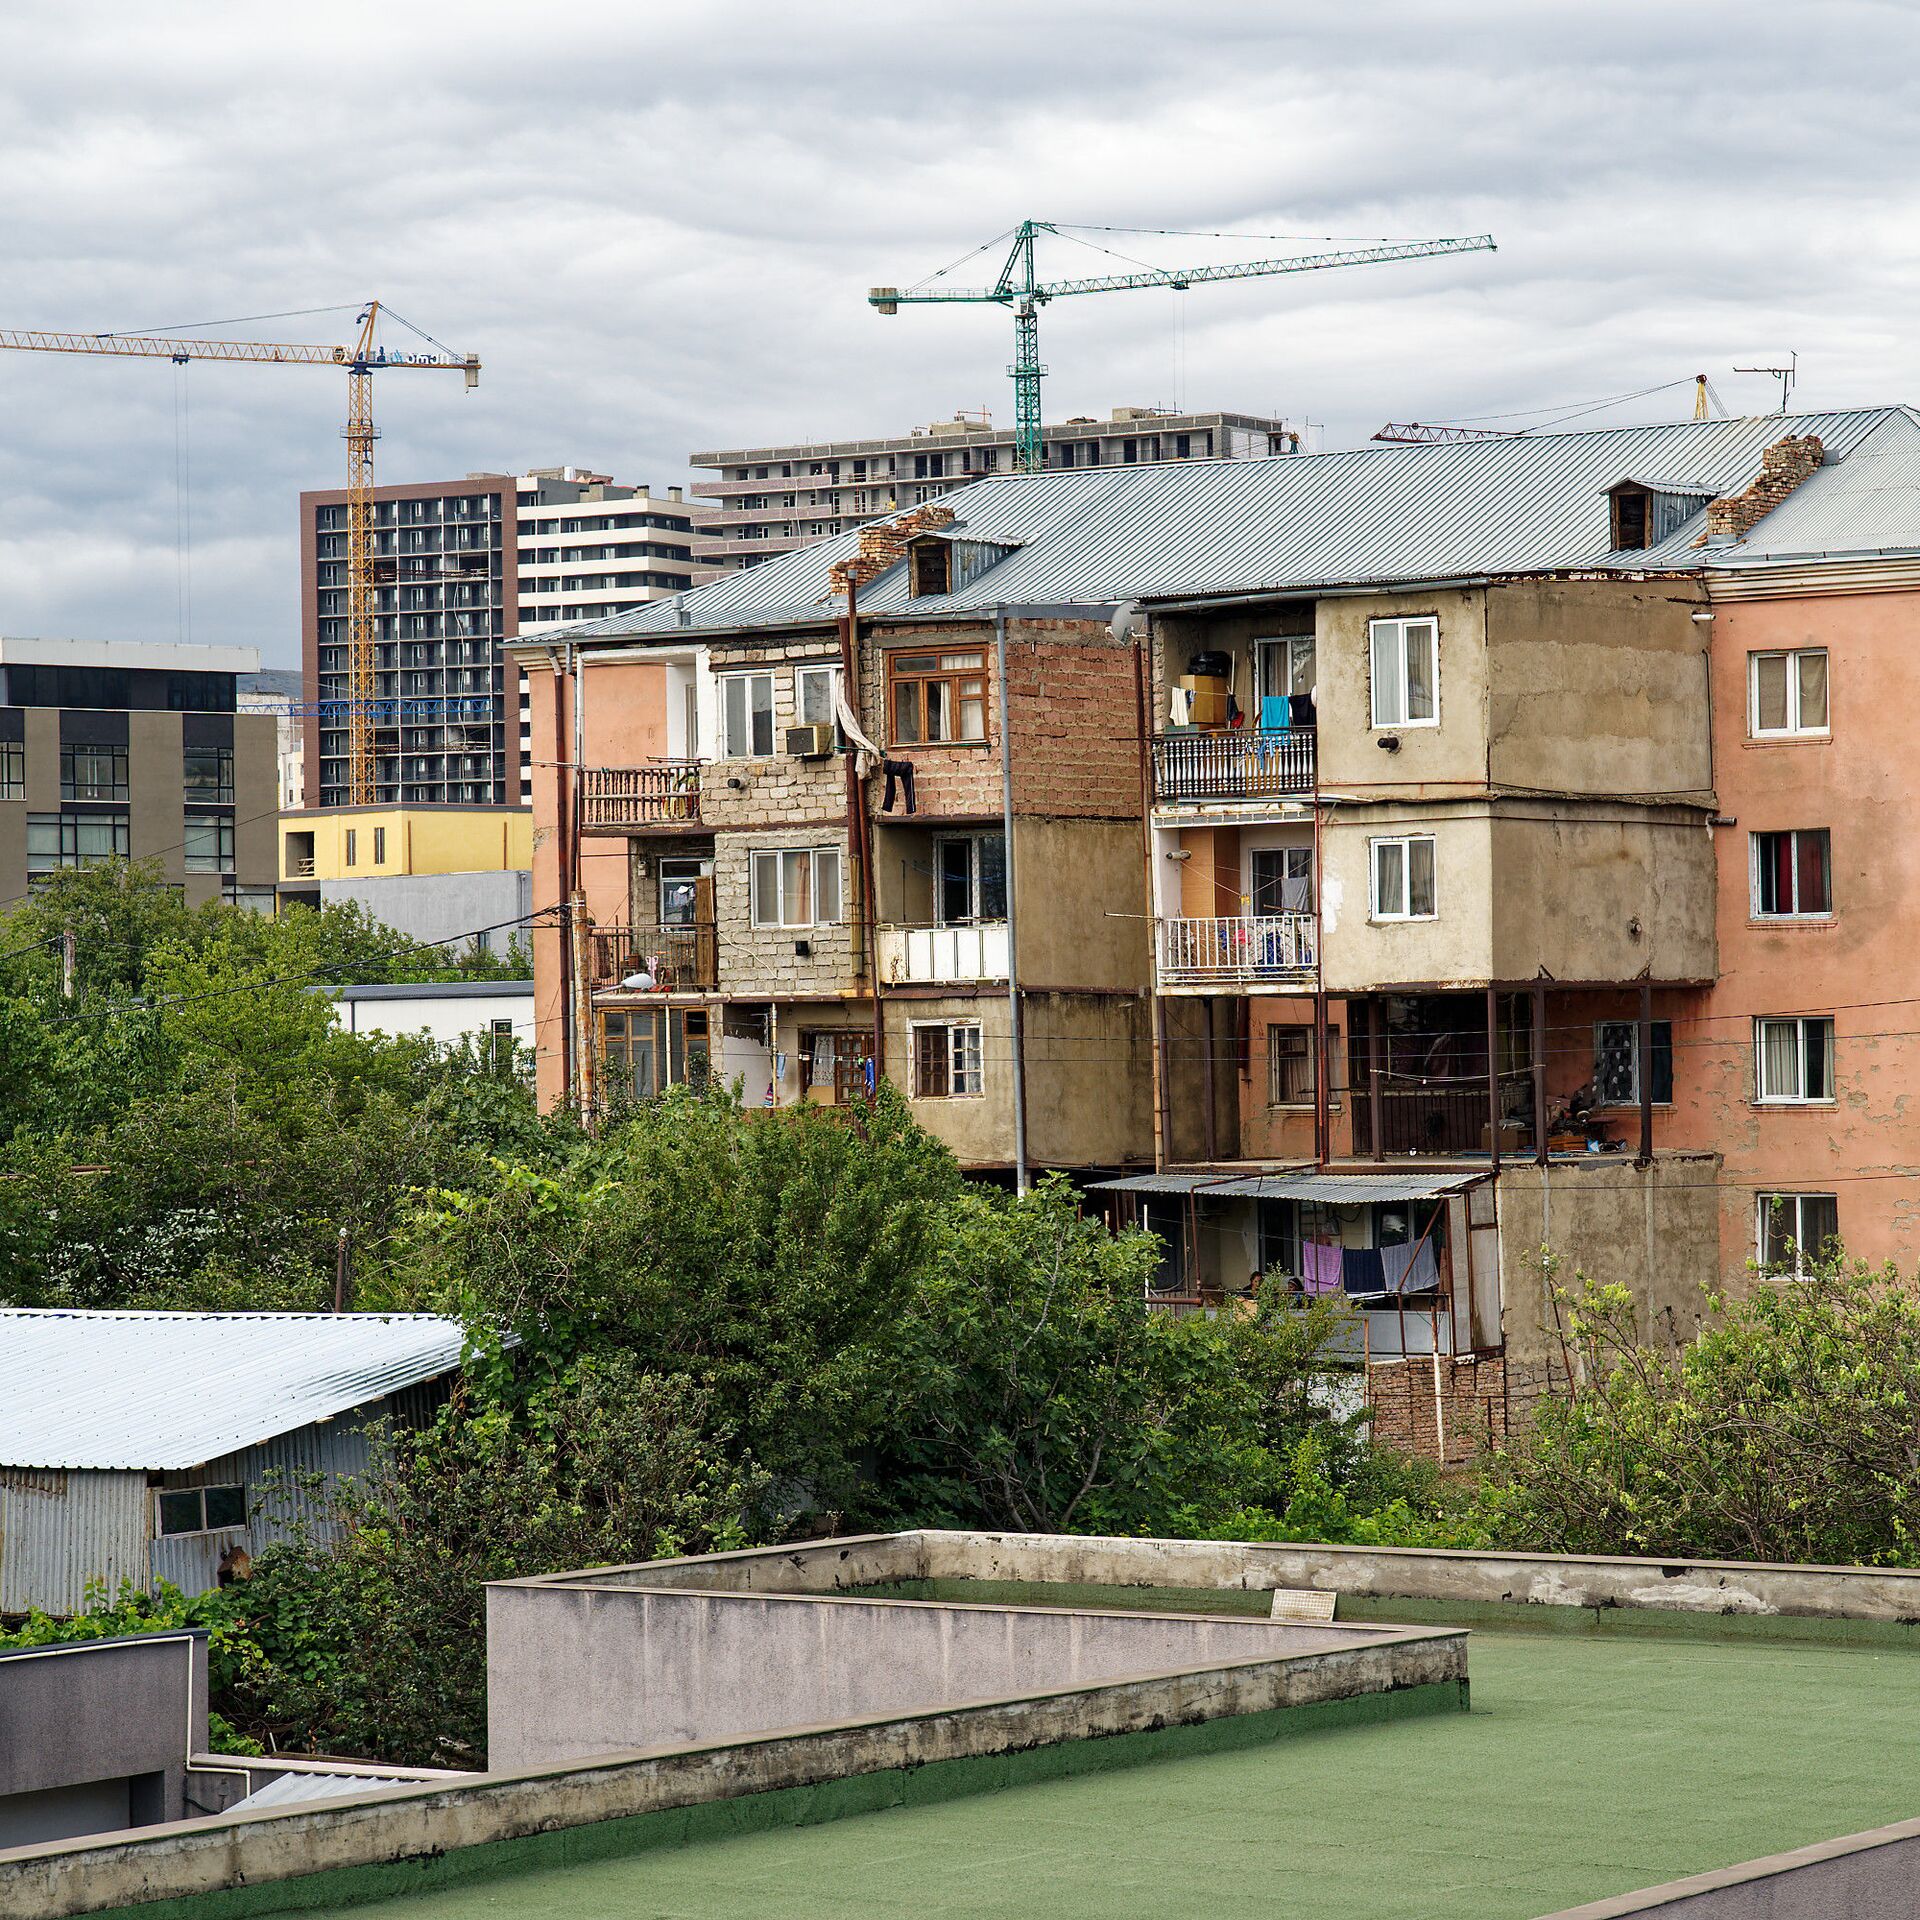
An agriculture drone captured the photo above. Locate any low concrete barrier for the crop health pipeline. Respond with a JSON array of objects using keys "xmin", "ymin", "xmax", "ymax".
[
  {"xmin": 1540, "ymin": 1814, "xmax": 1920, "ymax": 1917},
  {"xmin": 0, "ymin": 1633, "xmax": 1465, "ymax": 1919},
  {"xmin": 915, "ymin": 1531, "xmax": 1920, "ymax": 1624}
]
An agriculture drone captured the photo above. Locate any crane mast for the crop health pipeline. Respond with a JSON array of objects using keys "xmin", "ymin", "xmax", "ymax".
[
  {"xmin": 872, "ymin": 221, "xmax": 1496, "ymax": 473},
  {"xmin": 0, "ymin": 304, "xmax": 479, "ymax": 805}
]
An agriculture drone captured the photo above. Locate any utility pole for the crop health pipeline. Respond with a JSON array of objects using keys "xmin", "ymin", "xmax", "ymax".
[
  {"xmin": 333, "ymin": 1227, "xmax": 352, "ymax": 1313},
  {"xmin": 60, "ymin": 928, "xmax": 75, "ymax": 1001}
]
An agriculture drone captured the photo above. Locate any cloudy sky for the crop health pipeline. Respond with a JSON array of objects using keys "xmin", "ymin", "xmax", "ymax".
[{"xmin": 2, "ymin": 1, "xmax": 1916, "ymax": 667}]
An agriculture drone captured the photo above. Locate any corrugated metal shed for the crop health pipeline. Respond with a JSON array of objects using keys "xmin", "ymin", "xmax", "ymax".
[
  {"xmin": 0, "ymin": 1311, "xmax": 469, "ymax": 1471},
  {"xmin": 556, "ymin": 409, "xmax": 1908, "ymax": 643},
  {"xmin": 1088, "ymin": 1171, "xmax": 1486, "ymax": 1202}
]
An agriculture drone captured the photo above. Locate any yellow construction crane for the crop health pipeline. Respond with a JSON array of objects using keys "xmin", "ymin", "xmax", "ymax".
[{"xmin": 0, "ymin": 302, "xmax": 479, "ymax": 803}]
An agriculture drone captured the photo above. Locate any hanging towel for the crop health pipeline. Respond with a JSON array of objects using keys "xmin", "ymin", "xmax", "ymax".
[
  {"xmin": 1169, "ymin": 686, "xmax": 1193, "ymax": 727},
  {"xmin": 1260, "ymin": 694, "xmax": 1289, "ymax": 733},
  {"xmin": 1401, "ymin": 1239, "xmax": 1442, "ymax": 1296},
  {"xmin": 1341, "ymin": 1247, "xmax": 1388, "ymax": 1299},
  {"xmin": 1377, "ymin": 1243, "xmax": 1418, "ymax": 1295},
  {"xmin": 1299, "ymin": 1240, "xmax": 1343, "ymax": 1296}
]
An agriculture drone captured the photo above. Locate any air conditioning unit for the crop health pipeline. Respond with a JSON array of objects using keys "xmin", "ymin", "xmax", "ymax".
[{"xmin": 786, "ymin": 723, "xmax": 836, "ymax": 758}]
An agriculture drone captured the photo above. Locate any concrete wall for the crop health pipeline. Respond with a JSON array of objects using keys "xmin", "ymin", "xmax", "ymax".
[
  {"xmin": 330, "ymin": 985, "xmax": 534, "ymax": 1050},
  {"xmin": 486, "ymin": 1581, "xmax": 1386, "ymax": 1768},
  {"xmin": 1540, "ymin": 1817, "xmax": 1920, "ymax": 1918},
  {"xmin": 1013, "ymin": 816, "xmax": 1148, "ymax": 994},
  {"xmin": 316, "ymin": 869, "xmax": 532, "ymax": 955},
  {"xmin": 0, "ymin": 1633, "xmax": 207, "ymax": 1845}
]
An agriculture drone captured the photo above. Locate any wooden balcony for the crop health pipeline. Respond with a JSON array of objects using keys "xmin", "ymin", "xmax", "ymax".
[
  {"xmin": 876, "ymin": 921, "xmax": 1009, "ymax": 984},
  {"xmin": 1156, "ymin": 913, "xmax": 1316, "ymax": 988},
  {"xmin": 582, "ymin": 762, "xmax": 701, "ymax": 832},
  {"xmin": 588, "ymin": 922, "xmax": 718, "ymax": 992},
  {"xmin": 1151, "ymin": 728, "xmax": 1315, "ymax": 805}
]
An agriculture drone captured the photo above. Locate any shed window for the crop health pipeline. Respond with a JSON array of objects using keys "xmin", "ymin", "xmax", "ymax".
[
  {"xmin": 156, "ymin": 1483, "xmax": 246, "ymax": 1536},
  {"xmin": 1612, "ymin": 487, "xmax": 1650, "ymax": 550},
  {"xmin": 908, "ymin": 540, "xmax": 952, "ymax": 597}
]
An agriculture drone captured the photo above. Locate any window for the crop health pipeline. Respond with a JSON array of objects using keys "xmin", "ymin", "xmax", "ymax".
[
  {"xmin": 1249, "ymin": 846, "xmax": 1313, "ymax": 916},
  {"xmin": 1369, "ymin": 617, "xmax": 1438, "ymax": 728},
  {"xmin": 183, "ymin": 813, "xmax": 235, "ymax": 875},
  {"xmin": 488, "ymin": 1017, "xmax": 515, "ymax": 1071},
  {"xmin": 183, "ymin": 744, "xmax": 233, "ymax": 805},
  {"xmin": 601, "ymin": 1006, "xmax": 710, "ymax": 1100},
  {"xmin": 658, "ymin": 856, "xmax": 712, "ymax": 926},
  {"xmin": 1751, "ymin": 829, "xmax": 1831, "ymax": 918},
  {"xmin": 795, "ymin": 664, "xmax": 842, "ymax": 729},
  {"xmin": 156, "ymin": 1484, "xmax": 246, "ymax": 1537},
  {"xmin": 345, "ymin": 829, "xmax": 358, "ymax": 865},
  {"xmin": 914, "ymin": 1021, "xmax": 984, "ymax": 1097},
  {"xmin": 720, "ymin": 672, "xmax": 775, "ymax": 757},
  {"xmin": 373, "ymin": 826, "xmax": 387, "ymax": 865},
  {"xmin": 1254, "ymin": 635, "xmax": 1316, "ymax": 728},
  {"xmin": 1142, "ymin": 1197, "xmax": 1189, "ymax": 1295},
  {"xmin": 1756, "ymin": 1193, "xmax": 1839, "ymax": 1275},
  {"xmin": 1594, "ymin": 1021, "xmax": 1675, "ymax": 1106},
  {"xmin": 1755, "ymin": 1015, "xmax": 1835, "ymax": 1104},
  {"xmin": 0, "ymin": 740, "xmax": 21, "ymax": 800},
  {"xmin": 1267, "ymin": 1025, "xmax": 1343, "ymax": 1107},
  {"xmin": 750, "ymin": 846, "xmax": 842, "ymax": 927},
  {"xmin": 935, "ymin": 834, "xmax": 1006, "ymax": 924},
  {"xmin": 908, "ymin": 539, "xmax": 952, "ymax": 597},
  {"xmin": 1612, "ymin": 487, "xmax": 1649, "ymax": 550},
  {"xmin": 28, "ymin": 812, "xmax": 128, "ymax": 873},
  {"xmin": 60, "ymin": 743, "xmax": 128, "ymax": 801},
  {"xmin": 1370, "ymin": 835, "xmax": 1437, "ymax": 920},
  {"xmin": 888, "ymin": 649, "xmax": 987, "ymax": 745},
  {"xmin": 1749, "ymin": 649, "xmax": 1828, "ymax": 737}
]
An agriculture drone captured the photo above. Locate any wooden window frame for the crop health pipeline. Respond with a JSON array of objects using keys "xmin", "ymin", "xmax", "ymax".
[{"xmin": 886, "ymin": 648, "xmax": 988, "ymax": 747}]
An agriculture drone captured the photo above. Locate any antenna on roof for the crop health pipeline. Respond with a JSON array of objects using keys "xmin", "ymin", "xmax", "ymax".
[{"xmin": 1733, "ymin": 352, "xmax": 1797, "ymax": 413}]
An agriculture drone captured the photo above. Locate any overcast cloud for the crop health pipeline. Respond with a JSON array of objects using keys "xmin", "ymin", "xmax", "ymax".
[{"xmin": 1, "ymin": 1, "xmax": 1916, "ymax": 665}]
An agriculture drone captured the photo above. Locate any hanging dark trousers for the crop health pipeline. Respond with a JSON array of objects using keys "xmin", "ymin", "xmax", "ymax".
[{"xmin": 881, "ymin": 758, "xmax": 917, "ymax": 814}]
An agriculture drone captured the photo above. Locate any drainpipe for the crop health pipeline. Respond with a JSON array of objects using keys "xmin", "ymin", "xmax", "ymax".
[
  {"xmin": 571, "ymin": 642, "xmax": 595, "ymax": 1122},
  {"xmin": 995, "ymin": 608, "xmax": 1029, "ymax": 1196},
  {"xmin": 840, "ymin": 578, "xmax": 885, "ymax": 1088}
]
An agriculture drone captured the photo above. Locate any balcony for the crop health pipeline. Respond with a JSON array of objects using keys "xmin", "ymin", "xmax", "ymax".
[
  {"xmin": 877, "ymin": 921, "xmax": 1009, "ymax": 985},
  {"xmin": 1157, "ymin": 913, "xmax": 1316, "ymax": 987},
  {"xmin": 589, "ymin": 922, "xmax": 717, "ymax": 992},
  {"xmin": 582, "ymin": 763, "xmax": 701, "ymax": 832},
  {"xmin": 1152, "ymin": 728, "xmax": 1315, "ymax": 805}
]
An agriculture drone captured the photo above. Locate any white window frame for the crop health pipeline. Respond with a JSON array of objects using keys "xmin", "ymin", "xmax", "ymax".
[
  {"xmin": 719, "ymin": 671, "xmax": 776, "ymax": 758},
  {"xmin": 912, "ymin": 1019, "xmax": 984, "ymax": 1099},
  {"xmin": 1748, "ymin": 649, "xmax": 1829, "ymax": 739},
  {"xmin": 1755, "ymin": 1192, "xmax": 1839, "ymax": 1276},
  {"xmin": 1749, "ymin": 828, "xmax": 1832, "ymax": 920},
  {"xmin": 795, "ymin": 664, "xmax": 842, "ymax": 732},
  {"xmin": 1368, "ymin": 616, "xmax": 1439, "ymax": 730},
  {"xmin": 749, "ymin": 845, "xmax": 843, "ymax": 929},
  {"xmin": 1753, "ymin": 1014, "xmax": 1835, "ymax": 1105},
  {"xmin": 1369, "ymin": 834, "xmax": 1437, "ymax": 921},
  {"xmin": 154, "ymin": 1483, "xmax": 247, "ymax": 1538}
]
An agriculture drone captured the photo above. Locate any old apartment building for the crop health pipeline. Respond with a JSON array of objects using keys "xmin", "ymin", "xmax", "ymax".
[
  {"xmin": 689, "ymin": 408, "xmax": 1301, "ymax": 571},
  {"xmin": 525, "ymin": 405, "xmax": 1920, "ymax": 1459}
]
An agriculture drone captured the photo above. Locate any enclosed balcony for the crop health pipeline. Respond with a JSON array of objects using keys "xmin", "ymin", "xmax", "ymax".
[
  {"xmin": 1151, "ymin": 728, "xmax": 1315, "ymax": 806},
  {"xmin": 1156, "ymin": 912, "xmax": 1316, "ymax": 988},
  {"xmin": 589, "ymin": 922, "xmax": 718, "ymax": 993},
  {"xmin": 581, "ymin": 762, "xmax": 701, "ymax": 832},
  {"xmin": 876, "ymin": 922, "xmax": 1009, "ymax": 984}
]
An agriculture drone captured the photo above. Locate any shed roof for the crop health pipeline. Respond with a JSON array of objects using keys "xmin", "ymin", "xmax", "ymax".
[
  {"xmin": 0, "ymin": 1310, "xmax": 469, "ymax": 1470},
  {"xmin": 555, "ymin": 409, "xmax": 1907, "ymax": 642},
  {"xmin": 1088, "ymin": 1171, "xmax": 1486, "ymax": 1202}
]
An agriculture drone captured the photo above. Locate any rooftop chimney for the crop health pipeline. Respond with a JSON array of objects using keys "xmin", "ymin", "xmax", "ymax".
[{"xmin": 1704, "ymin": 435, "xmax": 1825, "ymax": 541}]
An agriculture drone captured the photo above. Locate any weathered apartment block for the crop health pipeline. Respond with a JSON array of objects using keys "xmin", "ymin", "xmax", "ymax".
[{"xmin": 525, "ymin": 405, "xmax": 1920, "ymax": 1460}]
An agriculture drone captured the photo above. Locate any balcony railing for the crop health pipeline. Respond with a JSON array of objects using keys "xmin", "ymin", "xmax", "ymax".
[
  {"xmin": 876, "ymin": 921, "xmax": 1009, "ymax": 984},
  {"xmin": 1157, "ymin": 913, "xmax": 1316, "ymax": 985},
  {"xmin": 1152, "ymin": 728, "xmax": 1315, "ymax": 804},
  {"xmin": 589, "ymin": 922, "xmax": 718, "ymax": 992},
  {"xmin": 582, "ymin": 762, "xmax": 700, "ymax": 831},
  {"xmin": 286, "ymin": 855, "xmax": 316, "ymax": 878},
  {"xmin": 1350, "ymin": 1070, "xmax": 1535, "ymax": 1158}
]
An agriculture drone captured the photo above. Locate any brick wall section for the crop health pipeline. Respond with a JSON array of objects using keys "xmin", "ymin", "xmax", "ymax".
[
  {"xmin": 1004, "ymin": 628, "xmax": 1148, "ymax": 820},
  {"xmin": 1704, "ymin": 434, "xmax": 1825, "ymax": 539},
  {"xmin": 827, "ymin": 503, "xmax": 956, "ymax": 593},
  {"xmin": 1366, "ymin": 1355, "xmax": 1509, "ymax": 1468}
]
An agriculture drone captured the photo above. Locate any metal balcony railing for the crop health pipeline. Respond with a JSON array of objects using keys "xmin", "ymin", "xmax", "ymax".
[
  {"xmin": 589, "ymin": 923, "xmax": 718, "ymax": 992},
  {"xmin": 876, "ymin": 921, "xmax": 1009, "ymax": 984},
  {"xmin": 1152, "ymin": 728, "xmax": 1315, "ymax": 804},
  {"xmin": 582, "ymin": 762, "xmax": 701, "ymax": 831},
  {"xmin": 1157, "ymin": 913, "xmax": 1317, "ymax": 985}
]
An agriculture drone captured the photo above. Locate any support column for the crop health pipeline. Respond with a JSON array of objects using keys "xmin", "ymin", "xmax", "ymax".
[
  {"xmin": 1532, "ymin": 979, "xmax": 1548, "ymax": 1166},
  {"xmin": 1486, "ymin": 985, "xmax": 1502, "ymax": 1171},
  {"xmin": 1637, "ymin": 976, "xmax": 1654, "ymax": 1168},
  {"xmin": 1366, "ymin": 998, "xmax": 1383, "ymax": 1160}
]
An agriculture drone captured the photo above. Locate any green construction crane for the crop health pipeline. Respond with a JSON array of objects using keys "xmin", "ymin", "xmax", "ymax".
[{"xmin": 870, "ymin": 221, "xmax": 1497, "ymax": 473}]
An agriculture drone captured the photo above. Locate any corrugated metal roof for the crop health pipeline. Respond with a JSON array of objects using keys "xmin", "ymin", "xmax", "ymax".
[
  {"xmin": 1710, "ymin": 411, "xmax": 1920, "ymax": 564},
  {"xmin": 0, "ymin": 1310, "xmax": 469, "ymax": 1470},
  {"xmin": 559, "ymin": 409, "xmax": 1908, "ymax": 644},
  {"xmin": 1088, "ymin": 1171, "xmax": 1487, "ymax": 1202},
  {"xmin": 226, "ymin": 1768, "xmax": 472, "ymax": 1813}
]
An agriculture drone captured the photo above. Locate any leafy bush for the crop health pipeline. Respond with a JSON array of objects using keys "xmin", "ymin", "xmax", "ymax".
[{"xmin": 1483, "ymin": 1258, "xmax": 1920, "ymax": 1565}]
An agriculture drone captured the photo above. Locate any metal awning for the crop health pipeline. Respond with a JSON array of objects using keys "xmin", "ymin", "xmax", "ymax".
[{"xmin": 1087, "ymin": 1170, "xmax": 1488, "ymax": 1204}]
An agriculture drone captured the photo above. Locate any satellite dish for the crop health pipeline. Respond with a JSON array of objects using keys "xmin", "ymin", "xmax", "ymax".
[{"xmin": 1110, "ymin": 599, "xmax": 1140, "ymax": 644}]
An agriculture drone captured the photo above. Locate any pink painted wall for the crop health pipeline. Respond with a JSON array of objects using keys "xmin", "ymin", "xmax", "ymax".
[{"xmin": 1664, "ymin": 587, "xmax": 1920, "ymax": 1276}]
